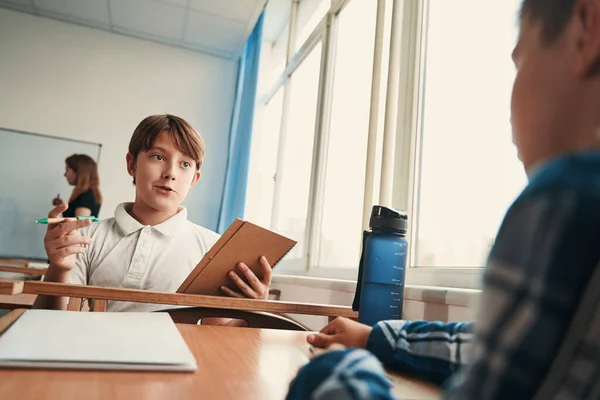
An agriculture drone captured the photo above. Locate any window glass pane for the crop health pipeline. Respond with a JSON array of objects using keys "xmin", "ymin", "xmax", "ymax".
[
  {"xmin": 415, "ymin": 0, "xmax": 526, "ymax": 267},
  {"xmin": 273, "ymin": 43, "xmax": 323, "ymax": 259},
  {"xmin": 295, "ymin": 0, "xmax": 330, "ymax": 51},
  {"xmin": 262, "ymin": 0, "xmax": 292, "ymax": 90},
  {"xmin": 317, "ymin": 0, "xmax": 377, "ymax": 268},
  {"xmin": 265, "ymin": 19, "xmax": 290, "ymax": 91},
  {"xmin": 245, "ymin": 88, "xmax": 284, "ymax": 228}
]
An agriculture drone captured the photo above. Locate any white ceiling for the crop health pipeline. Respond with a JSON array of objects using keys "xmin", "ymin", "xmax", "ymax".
[{"xmin": 0, "ymin": 0, "xmax": 267, "ymax": 59}]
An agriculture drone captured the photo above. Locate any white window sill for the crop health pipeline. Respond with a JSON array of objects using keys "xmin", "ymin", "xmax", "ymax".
[{"xmin": 271, "ymin": 274, "xmax": 480, "ymax": 308}]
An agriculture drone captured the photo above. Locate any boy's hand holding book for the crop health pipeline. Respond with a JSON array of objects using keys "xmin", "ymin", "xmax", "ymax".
[{"xmin": 220, "ymin": 256, "xmax": 272, "ymax": 300}]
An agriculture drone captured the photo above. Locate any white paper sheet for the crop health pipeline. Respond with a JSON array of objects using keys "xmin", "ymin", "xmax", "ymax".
[{"xmin": 0, "ymin": 310, "xmax": 197, "ymax": 371}]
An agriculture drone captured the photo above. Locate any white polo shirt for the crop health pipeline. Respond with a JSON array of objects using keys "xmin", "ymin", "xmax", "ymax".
[{"xmin": 71, "ymin": 203, "xmax": 220, "ymax": 312}]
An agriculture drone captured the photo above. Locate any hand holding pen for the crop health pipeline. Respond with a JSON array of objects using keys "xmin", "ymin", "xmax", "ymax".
[{"xmin": 42, "ymin": 203, "xmax": 94, "ymax": 274}]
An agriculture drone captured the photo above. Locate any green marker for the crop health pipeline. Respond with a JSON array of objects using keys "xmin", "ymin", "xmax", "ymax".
[{"xmin": 35, "ymin": 216, "xmax": 99, "ymax": 224}]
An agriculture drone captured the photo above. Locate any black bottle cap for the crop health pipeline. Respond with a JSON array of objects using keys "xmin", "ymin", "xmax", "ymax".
[{"xmin": 369, "ymin": 206, "xmax": 408, "ymax": 235}]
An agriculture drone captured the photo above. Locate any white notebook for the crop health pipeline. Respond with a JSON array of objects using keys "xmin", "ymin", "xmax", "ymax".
[{"xmin": 0, "ymin": 310, "xmax": 197, "ymax": 372}]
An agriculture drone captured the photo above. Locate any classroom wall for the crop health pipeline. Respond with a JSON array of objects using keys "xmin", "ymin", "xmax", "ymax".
[{"xmin": 0, "ymin": 8, "xmax": 237, "ymax": 230}]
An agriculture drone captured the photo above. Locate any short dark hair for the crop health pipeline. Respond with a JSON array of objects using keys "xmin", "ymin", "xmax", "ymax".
[{"xmin": 520, "ymin": 0, "xmax": 578, "ymax": 43}]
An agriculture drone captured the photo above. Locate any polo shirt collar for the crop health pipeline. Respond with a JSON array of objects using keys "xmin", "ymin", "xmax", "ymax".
[{"xmin": 114, "ymin": 203, "xmax": 188, "ymax": 238}]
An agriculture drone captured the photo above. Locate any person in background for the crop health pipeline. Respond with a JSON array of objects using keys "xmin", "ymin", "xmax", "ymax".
[{"xmin": 52, "ymin": 154, "xmax": 102, "ymax": 218}]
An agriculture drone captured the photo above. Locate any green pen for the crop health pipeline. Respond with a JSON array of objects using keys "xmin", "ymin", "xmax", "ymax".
[{"xmin": 35, "ymin": 216, "xmax": 99, "ymax": 224}]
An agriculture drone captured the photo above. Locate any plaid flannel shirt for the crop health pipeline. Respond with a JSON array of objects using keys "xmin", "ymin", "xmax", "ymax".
[{"xmin": 287, "ymin": 152, "xmax": 600, "ymax": 400}]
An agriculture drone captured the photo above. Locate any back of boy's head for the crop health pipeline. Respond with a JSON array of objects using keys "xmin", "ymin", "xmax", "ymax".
[
  {"xmin": 520, "ymin": 0, "xmax": 577, "ymax": 44},
  {"xmin": 128, "ymin": 114, "xmax": 205, "ymax": 170}
]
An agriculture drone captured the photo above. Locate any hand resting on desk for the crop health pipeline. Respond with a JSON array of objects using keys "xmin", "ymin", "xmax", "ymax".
[{"xmin": 307, "ymin": 317, "xmax": 373, "ymax": 349}]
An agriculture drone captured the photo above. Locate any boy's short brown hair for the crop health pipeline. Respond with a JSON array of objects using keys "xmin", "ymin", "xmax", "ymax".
[
  {"xmin": 129, "ymin": 114, "xmax": 205, "ymax": 169},
  {"xmin": 520, "ymin": 0, "xmax": 577, "ymax": 44}
]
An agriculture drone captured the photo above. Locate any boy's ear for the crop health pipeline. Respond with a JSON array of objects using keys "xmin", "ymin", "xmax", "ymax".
[
  {"xmin": 573, "ymin": 0, "xmax": 600, "ymax": 77},
  {"xmin": 190, "ymin": 170, "xmax": 201, "ymax": 187},
  {"xmin": 126, "ymin": 153, "xmax": 136, "ymax": 178}
]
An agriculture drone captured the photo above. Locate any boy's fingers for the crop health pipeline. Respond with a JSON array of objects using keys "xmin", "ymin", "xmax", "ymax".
[
  {"xmin": 259, "ymin": 256, "xmax": 272, "ymax": 285},
  {"xmin": 307, "ymin": 333, "xmax": 334, "ymax": 348},
  {"xmin": 48, "ymin": 203, "xmax": 68, "ymax": 218},
  {"xmin": 46, "ymin": 219, "xmax": 92, "ymax": 240},
  {"xmin": 320, "ymin": 318, "xmax": 342, "ymax": 335},
  {"xmin": 228, "ymin": 270, "xmax": 259, "ymax": 298},
  {"xmin": 49, "ymin": 245, "xmax": 85, "ymax": 260},
  {"xmin": 49, "ymin": 235, "xmax": 92, "ymax": 248},
  {"xmin": 236, "ymin": 263, "xmax": 264, "ymax": 294},
  {"xmin": 219, "ymin": 285, "xmax": 243, "ymax": 298}
]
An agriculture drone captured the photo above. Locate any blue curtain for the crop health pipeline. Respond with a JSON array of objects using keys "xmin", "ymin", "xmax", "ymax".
[{"xmin": 217, "ymin": 12, "xmax": 264, "ymax": 233}]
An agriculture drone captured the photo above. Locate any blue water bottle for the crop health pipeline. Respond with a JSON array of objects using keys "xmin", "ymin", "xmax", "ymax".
[{"xmin": 352, "ymin": 206, "xmax": 408, "ymax": 326}]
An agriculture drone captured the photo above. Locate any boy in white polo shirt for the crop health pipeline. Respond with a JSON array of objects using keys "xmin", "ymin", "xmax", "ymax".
[{"xmin": 34, "ymin": 114, "xmax": 272, "ymax": 321}]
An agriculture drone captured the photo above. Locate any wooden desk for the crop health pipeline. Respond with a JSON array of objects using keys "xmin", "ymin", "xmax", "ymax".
[
  {"xmin": 0, "ymin": 265, "xmax": 46, "ymax": 276},
  {"xmin": 0, "ymin": 293, "xmax": 35, "ymax": 309},
  {"xmin": 11, "ymin": 280, "xmax": 358, "ymax": 319},
  {"xmin": 0, "ymin": 312, "xmax": 440, "ymax": 400},
  {"xmin": 0, "ymin": 259, "xmax": 47, "ymax": 279},
  {"xmin": 0, "ymin": 280, "xmax": 353, "ymax": 330}
]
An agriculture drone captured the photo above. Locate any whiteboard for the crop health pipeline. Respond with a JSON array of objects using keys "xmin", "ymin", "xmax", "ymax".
[{"xmin": 0, "ymin": 128, "xmax": 101, "ymax": 260}]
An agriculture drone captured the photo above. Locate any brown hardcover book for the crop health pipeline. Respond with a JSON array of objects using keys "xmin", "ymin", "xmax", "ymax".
[{"xmin": 177, "ymin": 219, "xmax": 297, "ymax": 296}]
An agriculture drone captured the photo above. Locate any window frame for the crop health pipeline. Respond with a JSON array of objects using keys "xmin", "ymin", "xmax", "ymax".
[
  {"xmin": 392, "ymin": 0, "xmax": 486, "ymax": 290},
  {"xmin": 259, "ymin": 0, "xmax": 361, "ymax": 278},
  {"xmin": 252, "ymin": 0, "xmax": 489, "ymax": 289}
]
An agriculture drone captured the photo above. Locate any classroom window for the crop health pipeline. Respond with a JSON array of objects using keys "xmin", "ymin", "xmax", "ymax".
[
  {"xmin": 295, "ymin": 0, "xmax": 331, "ymax": 51},
  {"xmin": 271, "ymin": 42, "xmax": 322, "ymax": 260},
  {"xmin": 317, "ymin": 0, "xmax": 377, "ymax": 269},
  {"xmin": 266, "ymin": 20, "xmax": 290, "ymax": 90},
  {"xmin": 411, "ymin": 0, "xmax": 527, "ymax": 269},
  {"xmin": 245, "ymin": 88, "xmax": 284, "ymax": 229},
  {"xmin": 247, "ymin": 0, "xmax": 378, "ymax": 277},
  {"xmin": 248, "ymin": 0, "xmax": 526, "ymax": 286}
]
